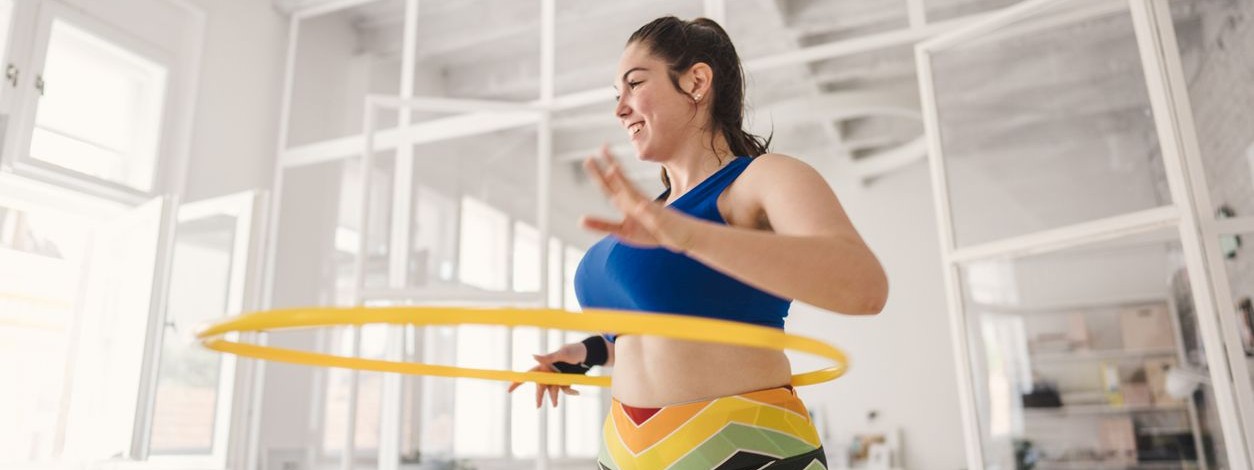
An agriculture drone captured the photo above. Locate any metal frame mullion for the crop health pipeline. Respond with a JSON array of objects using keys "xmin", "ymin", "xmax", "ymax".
[
  {"xmin": 915, "ymin": 36, "xmax": 988, "ymax": 470},
  {"xmin": 536, "ymin": 1, "xmax": 555, "ymax": 468},
  {"xmin": 377, "ymin": 1, "xmax": 420, "ymax": 468},
  {"xmin": 949, "ymin": 206, "xmax": 1179, "ymax": 264}
]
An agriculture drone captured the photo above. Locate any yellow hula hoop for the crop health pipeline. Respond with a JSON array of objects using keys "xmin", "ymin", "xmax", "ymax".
[{"xmin": 197, "ymin": 307, "xmax": 847, "ymax": 388}]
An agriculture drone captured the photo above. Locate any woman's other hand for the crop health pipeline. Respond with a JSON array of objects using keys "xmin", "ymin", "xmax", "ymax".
[{"xmin": 507, "ymin": 341, "xmax": 586, "ymax": 408}]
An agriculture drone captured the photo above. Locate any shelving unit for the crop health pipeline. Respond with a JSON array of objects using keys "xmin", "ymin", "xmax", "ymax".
[
  {"xmin": 1022, "ymin": 403, "xmax": 1187, "ymax": 416},
  {"xmin": 1031, "ymin": 348, "xmax": 1177, "ymax": 364},
  {"xmin": 976, "ymin": 296, "xmax": 1208, "ymax": 469}
]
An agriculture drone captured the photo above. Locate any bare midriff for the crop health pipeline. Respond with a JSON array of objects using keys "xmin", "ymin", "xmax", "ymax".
[{"xmin": 609, "ymin": 334, "xmax": 792, "ymax": 408}]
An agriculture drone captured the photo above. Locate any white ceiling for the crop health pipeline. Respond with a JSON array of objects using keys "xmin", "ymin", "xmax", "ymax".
[
  {"xmin": 273, "ymin": 0, "xmax": 959, "ymax": 188},
  {"xmin": 272, "ymin": 0, "xmax": 1205, "ymax": 242}
]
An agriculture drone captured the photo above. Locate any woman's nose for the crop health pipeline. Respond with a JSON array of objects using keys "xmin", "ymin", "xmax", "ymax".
[{"xmin": 615, "ymin": 95, "xmax": 630, "ymax": 118}]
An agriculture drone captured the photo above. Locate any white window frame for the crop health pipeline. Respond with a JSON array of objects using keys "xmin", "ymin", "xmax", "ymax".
[
  {"xmin": 0, "ymin": 0, "xmax": 38, "ymax": 120},
  {"xmin": 3, "ymin": 0, "xmax": 180, "ymax": 205},
  {"xmin": 143, "ymin": 190, "xmax": 266, "ymax": 469}
]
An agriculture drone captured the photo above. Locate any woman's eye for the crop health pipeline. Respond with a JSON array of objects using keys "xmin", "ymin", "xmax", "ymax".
[{"xmin": 628, "ymin": 81, "xmax": 642, "ymax": 89}]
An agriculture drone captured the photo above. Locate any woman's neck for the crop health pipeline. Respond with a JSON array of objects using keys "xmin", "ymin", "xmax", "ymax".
[{"xmin": 662, "ymin": 132, "xmax": 735, "ymax": 200}]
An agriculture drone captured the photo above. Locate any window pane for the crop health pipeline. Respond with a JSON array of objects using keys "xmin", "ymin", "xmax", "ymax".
[
  {"xmin": 0, "ymin": 198, "xmax": 90, "ymax": 463},
  {"xmin": 1169, "ymin": 0, "xmax": 1254, "ymax": 221},
  {"xmin": 563, "ymin": 333, "xmax": 601, "ymax": 458},
  {"xmin": 150, "ymin": 211, "xmax": 237, "ymax": 455},
  {"xmin": 411, "ymin": 126, "xmax": 539, "ymax": 294},
  {"xmin": 453, "ymin": 325, "xmax": 507, "ymax": 457},
  {"xmin": 458, "ymin": 196, "xmax": 510, "ymax": 291},
  {"xmin": 513, "ymin": 222, "xmax": 541, "ymax": 293},
  {"xmin": 510, "ymin": 326, "xmax": 542, "ymax": 458},
  {"xmin": 61, "ymin": 198, "xmax": 164, "ymax": 460},
  {"xmin": 321, "ymin": 328, "xmax": 356, "ymax": 456},
  {"xmin": 546, "ymin": 329, "xmax": 563, "ymax": 457},
  {"xmin": 563, "ymin": 245, "xmax": 583, "ymax": 311},
  {"xmin": 420, "ymin": 326, "xmax": 457, "ymax": 460},
  {"xmin": 928, "ymin": 0, "xmax": 1170, "ymax": 247},
  {"xmin": 548, "ymin": 237, "xmax": 562, "ymax": 308},
  {"xmin": 31, "ymin": 19, "xmax": 167, "ymax": 192},
  {"xmin": 413, "ymin": 185, "xmax": 459, "ymax": 288},
  {"xmin": 335, "ymin": 150, "xmax": 396, "ymax": 297}
]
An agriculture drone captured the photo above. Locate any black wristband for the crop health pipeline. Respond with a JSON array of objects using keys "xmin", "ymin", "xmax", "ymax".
[
  {"xmin": 581, "ymin": 335, "xmax": 609, "ymax": 366},
  {"xmin": 551, "ymin": 361, "xmax": 591, "ymax": 374}
]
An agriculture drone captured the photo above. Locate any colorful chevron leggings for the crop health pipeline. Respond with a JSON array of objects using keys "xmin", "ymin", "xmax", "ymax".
[{"xmin": 598, "ymin": 386, "xmax": 828, "ymax": 469}]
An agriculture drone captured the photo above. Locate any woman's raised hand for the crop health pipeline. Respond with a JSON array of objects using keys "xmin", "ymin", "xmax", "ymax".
[
  {"xmin": 507, "ymin": 341, "xmax": 586, "ymax": 408},
  {"xmin": 581, "ymin": 144, "xmax": 700, "ymax": 253}
]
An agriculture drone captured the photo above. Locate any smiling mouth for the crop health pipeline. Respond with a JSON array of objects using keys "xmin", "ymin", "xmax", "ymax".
[{"xmin": 628, "ymin": 122, "xmax": 644, "ymax": 136}]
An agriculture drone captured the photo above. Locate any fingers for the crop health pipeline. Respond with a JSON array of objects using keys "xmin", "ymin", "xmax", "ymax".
[
  {"xmin": 584, "ymin": 144, "xmax": 645, "ymax": 206},
  {"xmin": 510, "ymin": 362, "xmax": 550, "ymax": 394},
  {"xmin": 583, "ymin": 158, "xmax": 614, "ymax": 198},
  {"xmin": 599, "ymin": 145, "xmax": 641, "ymax": 198},
  {"xmin": 581, "ymin": 215, "xmax": 624, "ymax": 234},
  {"xmin": 513, "ymin": 350, "xmax": 584, "ymax": 407}
]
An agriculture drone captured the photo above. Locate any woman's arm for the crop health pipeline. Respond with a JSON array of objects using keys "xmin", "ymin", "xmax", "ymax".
[
  {"xmin": 582, "ymin": 148, "xmax": 888, "ymax": 315},
  {"xmin": 680, "ymin": 154, "xmax": 888, "ymax": 315}
]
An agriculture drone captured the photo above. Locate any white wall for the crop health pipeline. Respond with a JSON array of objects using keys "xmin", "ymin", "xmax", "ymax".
[
  {"xmin": 181, "ymin": 0, "xmax": 287, "ymax": 203},
  {"xmin": 173, "ymin": 0, "xmax": 295, "ymax": 466},
  {"xmin": 793, "ymin": 161, "xmax": 968, "ymax": 469}
]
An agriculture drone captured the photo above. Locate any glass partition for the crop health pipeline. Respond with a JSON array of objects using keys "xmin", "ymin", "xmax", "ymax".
[
  {"xmin": 959, "ymin": 228, "xmax": 1225, "ymax": 468},
  {"xmin": 927, "ymin": 0, "xmax": 1171, "ymax": 248}
]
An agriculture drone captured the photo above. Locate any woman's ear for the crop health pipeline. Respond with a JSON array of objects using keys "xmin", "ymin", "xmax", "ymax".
[{"xmin": 685, "ymin": 62, "xmax": 714, "ymax": 102}]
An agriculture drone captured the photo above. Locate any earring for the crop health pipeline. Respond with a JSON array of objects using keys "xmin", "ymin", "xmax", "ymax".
[{"xmin": 694, "ymin": 93, "xmax": 702, "ymax": 102}]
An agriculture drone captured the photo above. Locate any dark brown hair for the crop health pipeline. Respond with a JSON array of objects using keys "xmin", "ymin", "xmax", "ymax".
[{"xmin": 627, "ymin": 16, "xmax": 771, "ymax": 190}]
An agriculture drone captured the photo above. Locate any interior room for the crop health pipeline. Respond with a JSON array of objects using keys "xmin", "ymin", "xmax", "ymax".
[{"xmin": 1, "ymin": 0, "xmax": 1252, "ymax": 469}]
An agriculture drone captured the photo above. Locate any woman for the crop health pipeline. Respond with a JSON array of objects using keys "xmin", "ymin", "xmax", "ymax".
[{"xmin": 508, "ymin": 16, "xmax": 888, "ymax": 469}]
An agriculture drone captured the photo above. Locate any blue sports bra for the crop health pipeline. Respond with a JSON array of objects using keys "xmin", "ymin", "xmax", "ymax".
[{"xmin": 572, "ymin": 155, "xmax": 791, "ymax": 342}]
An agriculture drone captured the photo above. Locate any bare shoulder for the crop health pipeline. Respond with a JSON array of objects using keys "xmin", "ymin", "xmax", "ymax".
[
  {"xmin": 746, "ymin": 152, "xmax": 811, "ymax": 172},
  {"xmin": 739, "ymin": 152, "xmax": 855, "ymax": 237},
  {"xmin": 741, "ymin": 153, "xmax": 830, "ymax": 197}
]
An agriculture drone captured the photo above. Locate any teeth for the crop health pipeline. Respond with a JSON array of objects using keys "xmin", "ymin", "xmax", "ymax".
[{"xmin": 629, "ymin": 123, "xmax": 643, "ymax": 135}]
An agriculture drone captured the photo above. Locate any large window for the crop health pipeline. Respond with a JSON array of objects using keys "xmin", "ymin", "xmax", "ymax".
[
  {"xmin": 0, "ymin": 194, "xmax": 92, "ymax": 462},
  {"xmin": 319, "ymin": 191, "xmax": 602, "ymax": 466},
  {"xmin": 29, "ymin": 19, "xmax": 168, "ymax": 192},
  {"xmin": 457, "ymin": 196, "xmax": 511, "ymax": 291},
  {"xmin": 0, "ymin": 182, "xmax": 169, "ymax": 463},
  {"xmin": 0, "ymin": 1, "xmax": 220, "ymax": 464}
]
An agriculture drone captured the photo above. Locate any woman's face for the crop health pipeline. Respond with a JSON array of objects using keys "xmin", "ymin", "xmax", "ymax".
[{"xmin": 613, "ymin": 42, "xmax": 701, "ymax": 162}]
